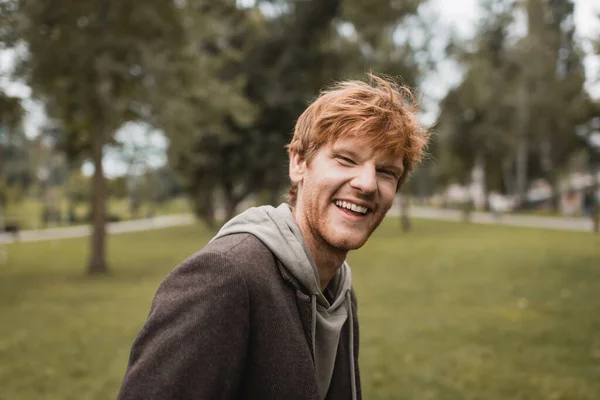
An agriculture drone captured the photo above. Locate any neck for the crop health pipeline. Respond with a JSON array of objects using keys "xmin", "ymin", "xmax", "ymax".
[
  {"xmin": 312, "ymin": 244, "xmax": 346, "ymax": 291},
  {"xmin": 293, "ymin": 210, "xmax": 347, "ymax": 291}
]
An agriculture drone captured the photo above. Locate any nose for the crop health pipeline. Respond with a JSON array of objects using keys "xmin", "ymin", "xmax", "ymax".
[{"xmin": 350, "ymin": 163, "xmax": 377, "ymax": 195}]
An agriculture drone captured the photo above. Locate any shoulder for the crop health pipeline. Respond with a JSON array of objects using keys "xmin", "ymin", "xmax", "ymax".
[
  {"xmin": 137, "ymin": 236, "xmax": 258, "ymax": 335},
  {"xmin": 204, "ymin": 233, "xmax": 274, "ymax": 263},
  {"xmin": 188, "ymin": 233, "xmax": 276, "ymax": 271},
  {"xmin": 169, "ymin": 233, "xmax": 278, "ymax": 285}
]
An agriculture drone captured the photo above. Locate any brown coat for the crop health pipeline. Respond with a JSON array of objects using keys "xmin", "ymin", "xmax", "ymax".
[{"xmin": 117, "ymin": 233, "xmax": 361, "ymax": 400}]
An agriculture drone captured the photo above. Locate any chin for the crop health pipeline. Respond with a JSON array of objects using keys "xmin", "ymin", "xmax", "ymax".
[{"xmin": 326, "ymin": 232, "xmax": 370, "ymax": 251}]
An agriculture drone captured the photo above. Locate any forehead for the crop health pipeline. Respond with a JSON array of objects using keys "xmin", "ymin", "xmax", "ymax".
[{"xmin": 329, "ymin": 137, "xmax": 405, "ymax": 166}]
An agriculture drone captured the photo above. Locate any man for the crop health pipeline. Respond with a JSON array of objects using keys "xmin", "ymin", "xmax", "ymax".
[{"xmin": 116, "ymin": 74, "xmax": 429, "ymax": 400}]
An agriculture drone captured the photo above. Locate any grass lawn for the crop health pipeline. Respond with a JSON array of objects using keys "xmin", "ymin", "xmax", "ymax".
[{"xmin": 0, "ymin": 218, "xmax": 599, "ymax": 399}]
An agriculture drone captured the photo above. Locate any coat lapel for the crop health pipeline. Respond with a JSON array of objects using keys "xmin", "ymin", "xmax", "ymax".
[{"xmin": 277, "ymin": 261, "xmax": 315, "ymax": 362}]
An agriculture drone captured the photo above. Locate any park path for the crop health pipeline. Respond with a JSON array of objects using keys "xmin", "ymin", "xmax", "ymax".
[
  {"xmin": 389, "ymin": 206, "xmax": 595, "ymax": 232},
  {"xmin": 0, "ymin": 214, "xmax": 196, "ymax": 244},
  {"xmin": 0, "ymin": 207, "xmax": 595, "ymax": 245}
]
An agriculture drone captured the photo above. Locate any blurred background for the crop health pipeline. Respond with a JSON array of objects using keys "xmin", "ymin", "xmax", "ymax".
[{"xmin": 0, "ymin": 0, "xmax": 599, "ymax": 399}]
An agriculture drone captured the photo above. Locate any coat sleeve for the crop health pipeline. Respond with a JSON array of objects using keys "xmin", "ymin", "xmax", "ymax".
[{"xmin": 117, "ymin": 251, "xmax": 250, "ymax": 400}]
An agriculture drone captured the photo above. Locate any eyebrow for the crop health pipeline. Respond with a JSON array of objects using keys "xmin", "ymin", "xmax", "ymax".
[{"xmin": 331, "ymin": 147, "xmax": 361, "ymax": 160}]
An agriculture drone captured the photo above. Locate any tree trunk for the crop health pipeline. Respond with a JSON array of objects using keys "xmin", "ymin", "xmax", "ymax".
[
  {"xmin": 483, "ymin": 190, "xmax": 491, "ymax": 212},
  {"xmin": 515, "ymin": 141, "xmax": 528, "ymax": 209},
  {"xmin": 462, "ymin": 198, "xmax": 474, "ymax": 222},
  {"xmin": 268, "ymin": 188, "xmax": 281, "ymax": 207},
  {"xmin": 224, "ymin": 195, "xmax": 239, "ymax": 223},
  {"xmin": 515, "ymin": 83, "xmax": 529, "ymax": 209},
  {"xmin": 88, "ymin": 127, "xmax": 108, "ymax": 274},
  {"xmin": 222, "ymin": 180, "xmax": 249, "ymax": 223},
  {"xmin": 501, "ymin": 157, "xmax": 515, "ymax": 196},
  {"xmin": 548, "ymin": 176, "xmax": 560, "ymax": 214},
  {"xmin": 476, "ymin": 153, "xmax": 490, "ymax": 211},
  {"xmin": 129, "ymin": 187, "xmax": 140, "ymax": 219},
  {"xmin": 593, "ymin": 169, "xmax": 599, "ymax": 234},
  {"xmin": 194, "ymin": 188, "xmax": 216, "ymax": 229},
  {"xmin": 67, "ymin": 196, "xmax": 77, "ymax": 225},
  {"xmin": 592, "ymin": 202, "xmax": 599, "ymax": 234},
  {"xmin": 399, "ymin": 194, "xmax": 411, "ymax": 233}
]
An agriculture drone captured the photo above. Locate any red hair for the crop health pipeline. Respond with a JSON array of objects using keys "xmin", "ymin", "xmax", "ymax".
[{"xmin": 286, "ymin": 73, "xmax": 430, "ymax": 205}]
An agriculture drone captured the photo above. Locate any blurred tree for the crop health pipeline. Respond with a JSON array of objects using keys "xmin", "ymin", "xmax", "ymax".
[
  {"xmin": 165, "ymin": 0, "xmax": 429, "ymax": 226},
  {"xmin": 437, "ymin": 0, "xmax": 596, "ymax": 212},
  {"xmin": 65, "ymin": 171, "xmax": 91, "ymax": 224},
  {"xmin": 0, "ymin": 91, "xmax": 24, "ymax": 183},
  {"xmin": 517, "ymin": 0, "xmax": 594, "ymax": 210},
  {"xmin": 575, "ymin": 115, "xmax": 600, "ymax": 232},
  {"xmin": 1, "ymin": 130, "xmax": 34, "ymax": 200},
  {"xmin": 0, "ymin": 92, "xmax": 29, "ymax": 192},
  {"xmin": 0, "ymin": 91, "xmax": 27, "ymax": 229},
  {"xmin": 592, "ymin": 11, "xmax": 600, "ymax": 232},
  {"xmin": 340, "ymin": 0, "xmax": 428, "ymax": 84},
  {"xmin": 137, "ymin": 166, "xmax": 179, "ymax": 217},
  {"xmin": 436, "ymin": 0, "xmax": 516, "ymax": 210},
  {"xmin": 33, "ymin": 126, "xmax": 70, "ymax": 227},
  {"xmin": 0, "ymin": 91, "xmax": 22, "ymax": 132},
  {"xmin": 141, "ymin": 0, "xmax": 257, "ymax": 227},
  {"xmin": 1, "ymin": 0, "xmax": 190, "ymax": 273},
  {"xmin": 162, "ymin": 0, "xmax": 341, "ymax": 225},
  {"xmin": 109, "ymin": 125, "xmax": 164, "ymax": 219},
  {"xmin": 107, "ymin": 175, "xmax": 127, "ymax": 199}
]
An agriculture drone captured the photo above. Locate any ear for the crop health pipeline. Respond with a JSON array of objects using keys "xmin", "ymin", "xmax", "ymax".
[{"xmin": 289, "ymin": 151, "xmax": 306, "ymax": 185}]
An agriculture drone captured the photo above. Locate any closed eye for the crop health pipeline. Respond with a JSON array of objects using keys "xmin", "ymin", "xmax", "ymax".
[
  {"xmin": 378, "ymin": 169, "xmax": 399, "ymax": 179},
  {"xmin": 336, "ymin": 155, "xmax": 356, "ymax": 166}
]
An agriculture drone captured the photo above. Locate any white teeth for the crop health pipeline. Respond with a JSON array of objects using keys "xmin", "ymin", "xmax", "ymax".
[{"xmin": 335, "ymin": 200, "xmax": 368, "ymax": 214}]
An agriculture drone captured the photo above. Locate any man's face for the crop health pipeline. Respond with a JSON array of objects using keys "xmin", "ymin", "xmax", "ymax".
[{"xmin": 290, "ymin": 137, "xmax": 404, "ymax": 252}]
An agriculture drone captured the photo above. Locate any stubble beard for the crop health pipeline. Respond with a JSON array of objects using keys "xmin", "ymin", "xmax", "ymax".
[
  {"xmin": 314, "ymin": 201, "xmax": 388, "ymax": 253},
  {"xmin": 298, "ymin": 183, "xmax": 389, "ymax": 254}
]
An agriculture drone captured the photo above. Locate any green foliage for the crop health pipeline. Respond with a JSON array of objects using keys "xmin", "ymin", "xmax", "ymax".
[
  {"xmin": 436, "ymin": 0, "xmax": 597, "ymax": 208},
  {"xmin": 165, "ymin": 0, "xmax": 429, "ymax": 225},
  {"xmin": 107, "ymin": 176, "xmax": 127, "ymax": 199},
  {"xmin": 66, "ymin": 171, "xmax": 91, "ymax": 203},
  {"xmin": 518, "ymin": 0, "xmax": 593, "ymax": 179},
  {"xmin": 2, "ymin": 0, "xmax": 197, "ymax": 271},
  {"xmin": 4, "ymin": 0, "xmax": 190, "ymax": 154},
  {"xmin": 436, "ymin": 0, "xmax": 516, "ymax": 192},
  {"xmin": 340, "ymin": 0, "xmax": 427, "ymax": 84},
  {"xmin": 137, "ymin": 166, "xmax": 181, "ymax": 207},
  {"xmin": 1, "ymin": 219, "xmax": 599, "ymax": 399},
  {"xmin": 0, "ymin": 128, "xmax": 33, "ymax": 192},
  {"xmin": 3, "ymin": 0, "xmax": 431, "ymax": 230},
  {"xmin": 0, "ymin": 95, "xmax": 31, "ymax": 211},
  {"xmin": 0, "ymin": 90, "xmax": 23, "ymax": 131}
]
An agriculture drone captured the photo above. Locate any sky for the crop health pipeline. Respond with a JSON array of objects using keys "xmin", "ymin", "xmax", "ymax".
[{"xmin": 0, "ymin": 0, "xmax": 598, "ymax": 177}]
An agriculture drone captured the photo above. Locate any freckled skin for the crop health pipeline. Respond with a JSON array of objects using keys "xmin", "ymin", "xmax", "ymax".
[{"xmin": 290, "ymin": 138, "xmax": 404, "ymax": 255}]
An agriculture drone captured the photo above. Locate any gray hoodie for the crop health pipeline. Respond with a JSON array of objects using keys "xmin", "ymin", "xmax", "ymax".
[{"xmin": 211, "ymin": 203, "xmax": 356, "ymax": 400}]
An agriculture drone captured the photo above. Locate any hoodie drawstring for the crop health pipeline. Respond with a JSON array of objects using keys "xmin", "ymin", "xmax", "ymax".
[
  {"xmin": 311, "ymin": 295, "xmax": 317, "ymax": 361},
  {"xmin": 346, "ymin": 291, "xmax": 357, "ymax": 400}
]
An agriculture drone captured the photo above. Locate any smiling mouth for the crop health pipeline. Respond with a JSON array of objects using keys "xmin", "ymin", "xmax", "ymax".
[{"xmin": 334, "ymin": 200, "xmax": 371, "ymax": 216}]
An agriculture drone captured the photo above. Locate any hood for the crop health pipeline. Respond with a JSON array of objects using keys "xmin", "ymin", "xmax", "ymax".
[{"xmin": 212, "ymin": 203, "xmax": 354, "ymax": 307}]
